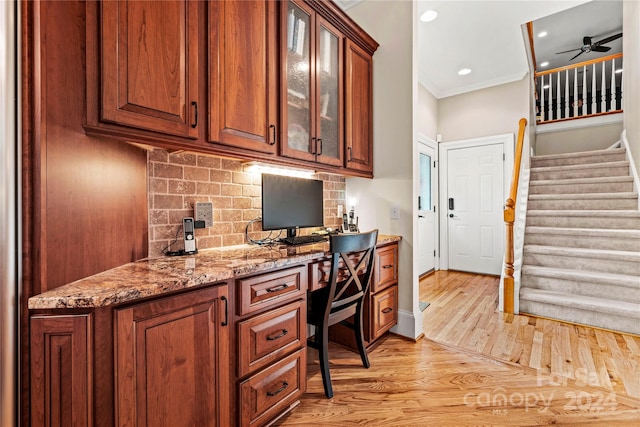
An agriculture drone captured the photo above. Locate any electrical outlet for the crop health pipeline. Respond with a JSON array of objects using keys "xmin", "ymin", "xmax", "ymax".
[
  {"xmin": 390, "ymin": 206, "xmax": 400, "ymax": 220},
  {"xmin": 195, "ymin": 201, "xmax": 213, "ymax": 227}
]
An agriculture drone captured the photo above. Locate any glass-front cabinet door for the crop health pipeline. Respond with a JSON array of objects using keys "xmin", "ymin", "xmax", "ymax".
[{"xmin": 281, "ymin": 0, "xmax": 343, "ymax": 167}]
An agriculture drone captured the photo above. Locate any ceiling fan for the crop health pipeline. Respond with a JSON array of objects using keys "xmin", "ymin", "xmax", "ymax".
[{"xmin": 556, "ymin": 33, "xmax": 623, "ymax": 61}]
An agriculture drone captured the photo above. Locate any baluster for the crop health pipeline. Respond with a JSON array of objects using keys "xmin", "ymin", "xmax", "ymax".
[
  {"xmin": 556, "ymin": 71, "xmax": 561, "ymax": 119},
  {"xmin": 573, "ymin": 67, "xmax": 578, "ymax": 117},
  {"xmin": 611, "ymin": 58, "xmax": 617, "ymax": 110},
  {"xmin": 564, "ymin": 70, "xmax": 570, "ymax": 118},
  {"xmin": 548, "ymin": 73, "xmax": 553, "ymax": 120},
  {"xmin": 582, "ymin": 65, "xmax": 587, "ymax": 116},
  {"xmin": 539, "ymin": 75, "xmax": 545, "ymax": 121},
  {"xmin": 621, "ymin": 64, "xmax": 624, "ymax": 110},
  {"xmin": 591, "ymin": 63, "xmax": 597, "ymax": 113},
  {"xmin": 601, "ymin": 61, "xmax": 607, "ymax": 112}
]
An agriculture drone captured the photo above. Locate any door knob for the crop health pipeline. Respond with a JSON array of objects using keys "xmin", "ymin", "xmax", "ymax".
[{"xmin": 449, "ymin": 214, "xmax": 455, "ymax": 218}]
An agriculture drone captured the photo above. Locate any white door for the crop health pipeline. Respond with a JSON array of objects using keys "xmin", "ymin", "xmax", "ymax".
[
  {"xmin": 418, "ymin": 143, "xmax": 436, "ymax": 275},
  {"xmin": 447, "ymin": 143, "xmax": 504, "ymax": 275}
]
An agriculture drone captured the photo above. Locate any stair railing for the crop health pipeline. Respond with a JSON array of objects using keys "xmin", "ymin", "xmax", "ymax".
[
  {"xmin": 503, "ymin": 118, "xmax": 527, "ymax": 314},
  {"xmin": 535, "ymin": 53, "xmax": 623, "ymax": 124}
]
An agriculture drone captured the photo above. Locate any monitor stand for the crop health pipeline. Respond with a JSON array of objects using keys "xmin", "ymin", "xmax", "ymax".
[{"xmin": 286, "ymin": 228, "xmax": 297, "ymax": 239}]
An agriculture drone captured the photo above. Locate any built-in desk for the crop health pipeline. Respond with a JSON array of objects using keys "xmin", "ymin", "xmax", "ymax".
[{"xmin": 28, "ymin": 235, "xmax": 400, "ymax": 427}]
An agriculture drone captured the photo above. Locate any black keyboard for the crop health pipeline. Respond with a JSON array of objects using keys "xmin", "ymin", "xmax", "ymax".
[{"xmin": 281, "ymin": 234, "xmax": 328, "ymax": 246}]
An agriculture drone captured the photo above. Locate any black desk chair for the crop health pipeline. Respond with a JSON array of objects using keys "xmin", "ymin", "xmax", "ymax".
[{"xmin": 307, "ymin": 229, "xmax": 379, "ymax": 398}]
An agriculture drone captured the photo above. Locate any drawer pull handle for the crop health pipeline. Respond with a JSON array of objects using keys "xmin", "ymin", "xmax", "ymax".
[
  {"xmin": 267, "ymin": 381, "xmax": 289, "ymax": 397},
  {"xmin": 267, "ymin": 284, "xmax": 288, "ymax": 293},
  {"xmin": 221, "ymin": 296, "xmax": 228, "ymax": 326},
  {"xmin": 382, "ymin": 265, "xmax": 393, "ymax": 269},
  {"xmin": 266, "ymin": 329, "xmax": 288, "ymax": 341},
  {"xmin": 382, "ymin": 307, "xmax": 393, "ymax": 314}
]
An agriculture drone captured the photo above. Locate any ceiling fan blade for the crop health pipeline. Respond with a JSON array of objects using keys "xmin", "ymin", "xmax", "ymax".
[
  {"xmin": 592, "ymin": 45, "xmax": 611, "ymax": 53},
  {"xmin": 556, "ymin": 47, "xmax": 582, "ymax": 54},
  {"xmin": 570, "ymin": 51, "xmax": 585, "ymax": 61},
  {"xmin": 593, "ymin": 32, "xmax": 622, "ymax": 47}
]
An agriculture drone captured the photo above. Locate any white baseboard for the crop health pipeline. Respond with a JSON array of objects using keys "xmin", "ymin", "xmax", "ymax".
[{"xmin": 391, "ymin": 309, "xmax": 422, "ymax": 340}]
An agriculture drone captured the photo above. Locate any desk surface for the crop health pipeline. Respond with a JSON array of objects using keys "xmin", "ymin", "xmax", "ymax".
[{"xmin": 29, "ymin": 234, "xmax": 401, "ymax": 310}]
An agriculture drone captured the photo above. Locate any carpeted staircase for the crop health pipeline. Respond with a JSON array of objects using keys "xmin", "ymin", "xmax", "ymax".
[{"xmin": 519, "ymin": 147, "xmax": 640, "ymax": 335}]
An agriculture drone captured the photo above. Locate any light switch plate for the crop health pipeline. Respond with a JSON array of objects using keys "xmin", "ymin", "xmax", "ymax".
[
  {"xmin": 195, "ymin": 201, "xmax": 214, "ymax": 227},
  {"xmin": 390, "ymin": 206, "xmax": 400, "ymax": 220}
]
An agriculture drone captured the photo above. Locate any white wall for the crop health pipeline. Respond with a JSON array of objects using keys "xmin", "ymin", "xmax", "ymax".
[
  {"xmin": 438, "ymin": 76, "xmax": 530, "ymax": 143},
  {"xmin": 536, "ymin": 122, "xmax": 624, "ymax": 155},
  {"xmin": 418, "ymin": 83, "xmax": 438, "ymax": 140},
  {"xmin": 344, "ymin": 0, "xmax": 421, "ymax": 339},
  {"xmin": 623, "ymin": 0, "xmax": 640, "ymax": 173}
]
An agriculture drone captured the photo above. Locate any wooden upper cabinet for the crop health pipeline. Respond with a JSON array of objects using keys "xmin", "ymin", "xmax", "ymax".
[
  {"xmin": 280, "ymin": 0, "xmax": 344, "ymax": 167},
  {"xmin": 115, "ymin": 284, "xmax": 230, "ymax": 427},
  {"xmin": 208, "ymin": 0, "xmax": 278, "ymax": 154},
  {"xmin": 345, "ymin": 39, "xmax": 374, "ymax": 175},
  {"xmin": 100, "ymin": 0, "xmax": 199, "ymax": 138}
]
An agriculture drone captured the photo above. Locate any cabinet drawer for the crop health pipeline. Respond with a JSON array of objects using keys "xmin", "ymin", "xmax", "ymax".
[
  {"xmin": 238, "ymin": 300, "xmax": 306, "ymax": 377},
  {"xmin": 308, "ymin": 253, "xmax": 366, "ymax": 292},
  {"xmin": 237, "ymin": 266, "xmax": 307, "ymax": 315},
  {"xmin": 373, "ymin": 244, "xmax": 398, "ymax": 293},
  {"xmin": 372, "ymin": 285, "xmax": 398, "ymax": 340},
  {"xmin": 239, "ymin": 348, "xmax": 306, "ymax": 427}
]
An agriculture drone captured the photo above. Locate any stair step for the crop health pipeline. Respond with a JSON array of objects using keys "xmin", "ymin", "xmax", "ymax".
[
  {"xmin": 523, "ymin": 244, "xmax": 640, "ymax": 275},
  {"xmin": 524, "ymin": 226, "xmax": 640, "ymax": 251},
  {"xmin": 529, "ymin": 176, "xmax": 634, "ymax": 195},
  {"xmin": 519, "ymin": 288, "xmax": 640, "ymax": 335},
  {"xmin": 526, "ymin": 210, "xmax": 640, "ymax": 230},
  {"xmin": 521, "ymin": 265, "xmax": 640, "ymax": 303},
  {"xmin": 530, "ymin": 161, "xmax": 630, "ymax": 181},
  {"xmin": 531, "ymin": 148, "xmax": 627, "ymax": 168},
  {"xmin": 528, "ymin": 192, "xmax": 638, "ymax": 210}
]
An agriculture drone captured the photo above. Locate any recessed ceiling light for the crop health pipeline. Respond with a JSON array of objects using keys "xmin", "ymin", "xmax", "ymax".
[
  {"xmin": 420, "ymin": 10, "xmax": 438, "ymax": 22},
  {"xmin": 538, "ymin": 31, "xmax": 548, "ymax": 38},
  {"xmin": 458, "ymin": 68, "xmax": 471, "ymax": 76},
  {"xmin": 615, "ymin": 68, "xmax": 623, "ymax": 74},
  {"xmin": 543, "ymin": 84, "xmax": 550, "ymax": 89},
  {"xmin": 540, "ymin": 61, "xmax": 549, "ymax": 67}
]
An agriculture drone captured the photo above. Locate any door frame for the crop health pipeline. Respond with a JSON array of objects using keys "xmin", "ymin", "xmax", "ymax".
[
  {"xmin": 438, "ymin": 133, "xmax": 514, "ymax": 271},
  {"xmin": 416, "ymin": 133, "xmax": 439, "ymax": 273}
]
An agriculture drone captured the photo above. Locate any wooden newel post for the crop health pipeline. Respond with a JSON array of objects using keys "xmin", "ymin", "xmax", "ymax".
[
  {"xmin": 503, "ymin": 117, "xmax": 527, "ymax": 314},
  {"xmin": 503, "ymin": 198, "xmax": 516, "ymax": 314}
]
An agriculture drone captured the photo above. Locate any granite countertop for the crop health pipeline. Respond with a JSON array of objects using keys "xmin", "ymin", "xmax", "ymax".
[{"xmin": 29, "ymin": 234, "xmax": 401, "ymax": 310}]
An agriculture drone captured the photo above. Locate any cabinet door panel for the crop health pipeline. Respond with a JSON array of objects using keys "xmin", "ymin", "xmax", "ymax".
[
  {"xmin": 30, "ymin": 314, "xmax": 92, "ymax": 427},
  {"xmin": 101, "ymin": 0, "xmax": 198, "ymax": 138},
  {"xmin": 315, "ymin": 17, "xmax": 343, "ymax": 167},
  {"xmin": 209, "ymin": 0, "xmax": 278, "ymax": 153},
  {"xmin": 281, "ymin": 0, "xmax": 316, "ymax": 162},
  {"xmin": 345, "ymin": 40, "xmax": 373, "ymax": 174},
  {"xmin": 115, "ymin": 285, "xmax": 230, "ymax": 427},
  {"xmin": 372, "ymin": 285, "xmax": 398, "ymax": 340}
]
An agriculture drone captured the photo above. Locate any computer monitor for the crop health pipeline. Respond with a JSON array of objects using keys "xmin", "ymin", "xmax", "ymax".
[{"xmin": 261, "ymin": 173, "xmax": 324, "ymax": 239}]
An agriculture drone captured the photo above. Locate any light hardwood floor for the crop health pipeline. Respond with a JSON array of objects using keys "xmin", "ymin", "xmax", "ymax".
[{"xmin": 277, "ymin": 271, "xmax": 640, "ymax": 426}]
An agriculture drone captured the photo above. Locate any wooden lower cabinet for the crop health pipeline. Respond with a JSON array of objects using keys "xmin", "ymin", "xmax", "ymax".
[
  {"xmin": 30, "ymin": 314, "xmax": 93, "ymax": 427},
  {"xmin": 114, "ymin": 284, "xmax": 230, "ymax": 427}
]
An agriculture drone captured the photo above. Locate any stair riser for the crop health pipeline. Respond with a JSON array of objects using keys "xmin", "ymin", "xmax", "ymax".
[
  {"xmin": 527, "ymin": 198, "xmax": 638, "ymax": 210},
  {"xmin": 531, "ymin": 166, "xmax": 630, "ymax": 181},
  {"xmin": 529, "ymin": 181, "xmax": 633, "ymax": 195},
  {"xmin": 521, "ymin": 274, "xmax": 640, "ymax": 303},
  {"xmin": 524, "ymin": 233, "xmax": 640, "ymax": 251},
  {"xmin": 519, "ymin": 300, "xmax": 640, "ymax": 335},
  {"xmin": 523, "ymin": 253, "xmax": 640, "ymax": 275},
  {"xmin": 527, "ymin": 216, "xmax": 640, "ymax": 230},
  {"xmin": 531, "ymin": 153, "xmax": 627, "ymax": 168}
]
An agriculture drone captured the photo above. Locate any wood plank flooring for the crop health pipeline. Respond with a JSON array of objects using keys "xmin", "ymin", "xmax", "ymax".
[
  {"xmin": 421, "ymin": 271, "xmax": 640, "ymax": 399},
  {"xmin": 277, "ymin": 271, "xmax": 640, "ymax": 426}
]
